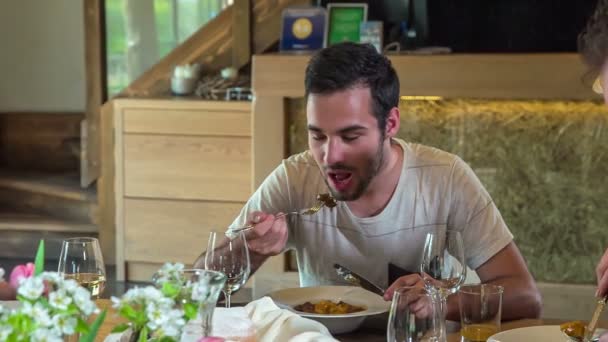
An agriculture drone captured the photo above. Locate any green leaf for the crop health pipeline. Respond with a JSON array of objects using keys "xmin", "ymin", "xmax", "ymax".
[
  {"xmin": 158, "ymin": 337, "xmax": 177, "ymax": 342},
  {"xmin": 79, "ymin": 309, "xmax": 106, "ymax": 342},
  {"xmin": 75, "ymin": 317, "xmax": 91, "ymax": 334},
  {"xmin": 138, "ymin": 326, "xmax": 149, "ymax": 342},
  {"xmin": 161, "ymin": 282, "xmax": 179, "ymax": 298},
  {"xmin": 120, "ymin": 305, "xmax": 138, "ymax": 321},
  {"xmin": 34, "ymin": 240, "xmax": 45, "ymax": 275},
  {"xmin": 111, "ymin": 323, "xmax": 130, "ymax": 333},
  {"xmin": 183, "ymin": 302, "xmax": 198, "ymax": 320}
]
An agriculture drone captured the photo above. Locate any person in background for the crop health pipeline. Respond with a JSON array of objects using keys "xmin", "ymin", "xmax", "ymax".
[
  {"xmin": 195, "ymin": 42, "xmax": 541, "ymax": 321},
  {"xmin": 579, "ymin": 1, "xmax": 608, "ymax": 340},
  {"xmin": 578, "ymin": 0, "xmax": 608, "ymax": 300}
]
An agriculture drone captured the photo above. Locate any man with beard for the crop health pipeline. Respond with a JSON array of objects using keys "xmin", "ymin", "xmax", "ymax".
[{"xmin": 195, "ymin": 42, "xmax": 541, "ymax": 320}]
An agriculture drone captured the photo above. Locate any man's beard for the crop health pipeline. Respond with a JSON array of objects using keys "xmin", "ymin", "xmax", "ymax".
[{"xmin": 324, "ymin": 141, "xmax": 385, "ymax": 201}]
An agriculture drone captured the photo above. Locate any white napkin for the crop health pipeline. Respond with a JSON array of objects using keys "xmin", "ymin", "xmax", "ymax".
[
  {"xmin": 243, "ymin": 297, "xmax": 337, "ymax": 342},
  {"xmin": 104, "ymin": 297, "xmax": 337, "ymax": 342}
]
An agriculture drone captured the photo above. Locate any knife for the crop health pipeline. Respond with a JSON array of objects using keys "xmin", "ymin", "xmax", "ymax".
[{"xmin": 334, "ymin": 263, "xmax": 385, "ymax": 297}]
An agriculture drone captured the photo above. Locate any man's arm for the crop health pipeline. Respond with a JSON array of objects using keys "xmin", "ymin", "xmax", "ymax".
[
  {"xmin": 597, "ymin": 247, "xmax": 608, "ymax": 297},
  {"xmin": 445, "ymin": 242, "xmax": 542, "ymax": 321},
  {"xmin": 193, "ymin": 212, "xmax": 288, "ymax": 277}
]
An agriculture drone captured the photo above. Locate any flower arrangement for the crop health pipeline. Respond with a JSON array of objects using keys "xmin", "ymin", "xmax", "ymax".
[
  {"xmin": 110, "ymin": 263, "xmax": 226, "ymax": 342},
  {"xmin": 0, "ymin": 240, "xmax": 106, "ymax": 342}
]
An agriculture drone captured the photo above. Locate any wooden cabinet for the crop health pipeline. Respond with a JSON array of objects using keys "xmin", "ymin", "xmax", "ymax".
[{"xmin": 111, "ymin": 99, "xmax": 251, "ymax": 281}]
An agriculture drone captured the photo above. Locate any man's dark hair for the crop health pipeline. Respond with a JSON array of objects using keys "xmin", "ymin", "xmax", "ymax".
[
  {"xmin": 579, "ymin": 0, "xmax": 608, "ymax": 71},
  {"xmin": 304, "ymin": 42, "xmax": 400, "ymax": 131}
]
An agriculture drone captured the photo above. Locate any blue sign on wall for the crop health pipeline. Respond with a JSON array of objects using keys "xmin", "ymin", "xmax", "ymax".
[{"xmin": 280, "ymin": 7, "xmax": 326, "ymax": 52}]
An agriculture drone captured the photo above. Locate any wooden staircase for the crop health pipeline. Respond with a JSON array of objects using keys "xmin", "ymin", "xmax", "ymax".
[{"xmin": 0, "ymin": 113, "xmax": 97, "ymax": 260}]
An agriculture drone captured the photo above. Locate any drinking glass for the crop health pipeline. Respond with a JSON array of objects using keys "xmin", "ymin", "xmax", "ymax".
[
  {"xmin": 387, "ymin": 287, "xmax": 444, "ymax": 342},
  {"xmin": 183, "ymin": 269, "xmax": 227, "ymax": 338},
  {"xmin": 204, "ymin": 230, "xmax": 250, "ymax": 308},
  {"xmin": 58, "ymin": 237, "xmax": 106, "ymax": 299},
  {"xmin": 458, "ymin": 284, "xmax": 504, "ymax": 342},
  {"xmin": 420, "ymin": 230, "xmax": 466, "ymax": 336}
]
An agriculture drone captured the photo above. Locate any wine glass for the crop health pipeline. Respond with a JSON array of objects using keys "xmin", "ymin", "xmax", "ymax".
[
  {"xmin": 58, "ymin": 237, "xmax": 106, "ymax": 299},
  {"xmin": 204, "ymin": 230, "xmax": 250, "ymax": 308},
  {"xmin": 387, "ymin": 286, "xmax": 444, "ymax": 342},
  {"xmin": 420, "ymin": 230, "xmax": 466, "ymax": 335}
]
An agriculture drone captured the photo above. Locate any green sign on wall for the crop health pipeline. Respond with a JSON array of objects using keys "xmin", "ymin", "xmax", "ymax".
[{"xmin": 326, "ymin": 3, "xmax": 368, "ymax": 45}]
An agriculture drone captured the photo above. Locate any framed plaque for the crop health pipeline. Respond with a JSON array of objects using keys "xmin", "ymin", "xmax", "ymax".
[
  {"xmin": 326, "ymin": 3, "xmax": 368, "ymax": 45},
  {"xmin": 280, "ymin": 7, "xmax": 327, "ymax": 52}
]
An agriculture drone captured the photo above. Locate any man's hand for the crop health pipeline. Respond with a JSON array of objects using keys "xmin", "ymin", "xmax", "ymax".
[
  {"xmin": 244, "ymin": 211, "xmax": 288, "ymax": 257},
  {"xmin": 384, "ymin": 276, "xmax": 434, "ymax": 319},
  {"xmin": 383, "ymin": 274, "xmax": 425, "ymax": 301},
  {"xmin": 597, "ymin": 248, "xmax": 608, "ymax": 297}
]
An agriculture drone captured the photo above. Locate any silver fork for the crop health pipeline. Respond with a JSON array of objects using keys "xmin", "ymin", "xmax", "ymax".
[{"xmin": 228, "ymin": 201, "xmax": 326, "ymax": 235}]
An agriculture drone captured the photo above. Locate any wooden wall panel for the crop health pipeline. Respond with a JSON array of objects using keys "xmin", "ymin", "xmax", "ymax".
[
  {"xmin": 253, "ymin": 53, "xmax": 597, "ymax": 100},
  {"xmin": 123, "ymin": 108, "xmax": 251, "ymax": 136},
  {"xmin": 124, "ymin": 198, "xmax": 243, "ymax": 263},
  {"xmin": 123, "ymin": 134, "xmax": 251, "ymax": 201}
]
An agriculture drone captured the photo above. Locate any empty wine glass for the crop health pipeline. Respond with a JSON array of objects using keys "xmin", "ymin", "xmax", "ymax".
[
  {"xmin": 204, "ymin": 230, "xmax": 250, "ymax": 308},
  {"xmin": 420, "ymin": 229, "xmax": 466, "ymax": 336},
  {"xmin": 58, "ymin": 237, "xmax": 106, "ymax": 299},
  {"xmin": 387, "ymin": 286, "xmax": 444, "ymax": 342}
]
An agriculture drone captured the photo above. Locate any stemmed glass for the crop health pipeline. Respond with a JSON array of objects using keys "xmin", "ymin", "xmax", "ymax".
[
  {"xmin": 204, "ymin": 230, "xmax": 250, "ymax": 308},
  {"xmin": 57, "ymin": 237, "xmax": 106, "ymax": 299},
  {"xmin": 387, "ymin": 287, "xmax": 444, "ymax": 342},
  {"xmin": 420, "ymin": 230, "xmax": 466, "ymax": 336}
]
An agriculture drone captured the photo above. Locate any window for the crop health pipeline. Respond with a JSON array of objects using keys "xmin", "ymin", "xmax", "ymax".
[{"xmin": 105, "ymin": 0, "xmax": 233, "ymax": 97}]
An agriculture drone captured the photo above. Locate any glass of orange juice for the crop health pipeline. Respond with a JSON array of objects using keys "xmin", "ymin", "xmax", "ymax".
[{"xmin": 458, "ymin": 284, "xmax": 504, "ymax": 342}]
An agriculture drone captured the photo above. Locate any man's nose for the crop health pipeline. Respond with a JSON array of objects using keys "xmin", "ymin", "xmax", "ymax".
[{"xmin": 323, "ymin": 139, "xmax": 345, "ymax": 165}]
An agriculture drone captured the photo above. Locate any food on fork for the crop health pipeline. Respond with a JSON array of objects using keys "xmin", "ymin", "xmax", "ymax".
[
  {"xmin": 317, "ymin": 193, "xmax": 338, "ymax": 208},
  {"xmin": 294, "ymin": 300, "xmax": 365, "ymax": 314},
  {"xmin": 560, "ymin": 320, "xmax": 586, "ymax": 340}
]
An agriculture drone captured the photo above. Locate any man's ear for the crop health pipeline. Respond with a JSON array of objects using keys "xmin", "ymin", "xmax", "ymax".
[{"xmin": 384, "ymin": 107, "xmax": 400, "ymax": 138}]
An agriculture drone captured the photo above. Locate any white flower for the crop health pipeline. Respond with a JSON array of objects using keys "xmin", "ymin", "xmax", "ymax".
[
  {"xmin": 31, "ymin": 328, "xmax": 63, "ymax": 342},
  {"xmin": 61, "ymin": 279, "xmax": 79, "ymax": 294},
  {"xmin": 52, "ymin": 314, "xmax": 77, "ymax": 335},
  {"xmin": 49, "ymin": 290, "xmax": 72, "ymax": 310},
  {"xmin": 0, "ymin": 325, "xmax": 12, "ymax": 340},
  {"xmin": 154, "ymin": 308, "xmax": 185, "ymax": 338},
  {"xmin": 146, "ymin": 303, "xmax": 169, "ymax": 330},
  {"xmin": 73, "ymin": 287, "xmax": 97, "ymax": 315},
  {"xmin": 191, "ymin": 277, "xmax": 211, "ymax": 302},
  {"xmin": 156, "ymin": 263, "xmax": 185, "ymax": 283},
  {"xmin": 40, "ymin": 272, "xmax": 61, "ymax": 284},
  {"xmin": 21, "ymin": 302, "xmax": 52, "ymax": 327},
  {"xmin": 0, "ymin": 268, "xmax": 5, "ymax": 281},
  {"xmin": 18, "ymin": 276, "xmax": 45, "ymax": 300},
  {"xmin": 110, "ymin": 295, "xmax": 123, "ymax": 309},
  {"xmin": 143, "ymin": 287, "xmax": 164, "ymax": 302}
]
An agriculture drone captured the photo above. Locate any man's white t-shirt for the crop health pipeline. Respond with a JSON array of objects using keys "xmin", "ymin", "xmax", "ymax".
[{"xmin": 229, "ymin": 138, "xmax": 513, "ymax": 288}]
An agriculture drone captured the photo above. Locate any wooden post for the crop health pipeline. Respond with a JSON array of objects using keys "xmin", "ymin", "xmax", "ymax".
[
  {"xmin": 232, "ymin": 0, "xmax": 252, "ymax": 69},
  {"xmin": 83, "ymin": 0, "xmax": 107, "ymax": 187}
]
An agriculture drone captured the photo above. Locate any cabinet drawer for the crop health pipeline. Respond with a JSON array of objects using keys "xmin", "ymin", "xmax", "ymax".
[
  {"xmin": 123, "ymin": 134, "xmax": 251, "ymax": 201},
  {"xmin": 123, "ymin": 198, "xmax": 244, "ymax": 263},
  {"xmin": 123, "ymin": 106, "xmax": 251, "ymax": 136}
]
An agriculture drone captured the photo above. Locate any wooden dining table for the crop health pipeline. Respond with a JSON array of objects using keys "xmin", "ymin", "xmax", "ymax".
[{"xmin": 94, "ymin": 299, "xmax": 608, "ymax": 342}]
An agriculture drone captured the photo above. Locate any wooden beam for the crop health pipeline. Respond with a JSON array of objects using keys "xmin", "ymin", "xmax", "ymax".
[
  {"xmin": 83, "ymin": 0, "xmax": 107, "ymax": 186},
  {"xmin": 253, "ymin": 53, "xmax": 598, "ymax": 100},
  {"xmin": 232, "ymin": 0, "xmax": 252, "ymax": 69}
]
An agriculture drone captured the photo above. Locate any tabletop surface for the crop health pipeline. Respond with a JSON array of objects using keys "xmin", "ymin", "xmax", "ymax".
[{"xmin": 94, "ymin": 299, "xmax": 608, "ymax": 342}]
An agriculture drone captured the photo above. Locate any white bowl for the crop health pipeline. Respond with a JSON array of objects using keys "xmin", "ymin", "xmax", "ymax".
[{"xmin": 267, "ymin": 285, "xmax": 390, "ymax": 335}]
